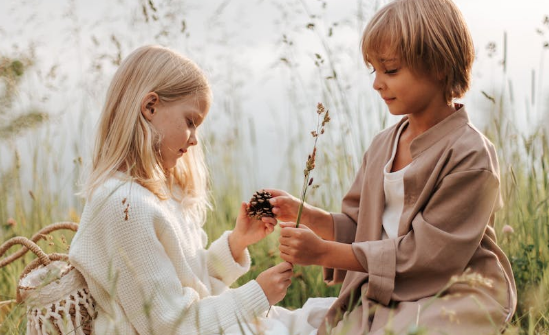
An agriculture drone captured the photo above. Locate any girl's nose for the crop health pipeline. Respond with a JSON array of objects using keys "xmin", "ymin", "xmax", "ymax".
[{"xmin": 188, "ymin": 133, "xmax": 198, "ymax": 146}]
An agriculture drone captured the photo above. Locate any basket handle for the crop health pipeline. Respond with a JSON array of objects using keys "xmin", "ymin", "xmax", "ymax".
[
  {"xmin": 0, "ymin": 222, "xmax": 78, "ymax": 268},
  {"xmin": 0, "ymin": 236, "xmax": 51, "ymax": 266}
]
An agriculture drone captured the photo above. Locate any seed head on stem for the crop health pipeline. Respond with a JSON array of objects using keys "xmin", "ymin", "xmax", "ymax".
[{"xmin": 296, "ymin": 103, "xmax": 330, "ymax": 228}]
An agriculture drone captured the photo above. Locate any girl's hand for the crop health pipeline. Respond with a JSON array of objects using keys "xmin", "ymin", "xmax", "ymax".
[
  {"xmin": 233, "ymin": 202, "xmax": 277, "ymax": 248},
  {"xmin": 263, "ymin": 188, "xmax": 302, "ymax": 222},
  {"xmin": 256, "ymin": 262, "xmax": 294, "ymax": 305},
  {"xmin": 278, "ymin": 222, "xmax": 328, "ymax": 266}
]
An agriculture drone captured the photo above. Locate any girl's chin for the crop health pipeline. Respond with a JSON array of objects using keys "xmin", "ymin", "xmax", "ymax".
[{"xmin": 162, "ymin": 160, "xmax": 178, "ymax": 171}]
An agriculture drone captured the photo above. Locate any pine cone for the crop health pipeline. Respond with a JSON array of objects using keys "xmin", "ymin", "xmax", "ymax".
[{"xmin": 246, "ymin": 190, "xmax": 275, "ymax": 220}]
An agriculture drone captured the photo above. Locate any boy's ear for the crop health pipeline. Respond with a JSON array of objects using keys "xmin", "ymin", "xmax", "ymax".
[{"xmin": 141, "ymin": 92, "xmax": 159, "ymax": 121}]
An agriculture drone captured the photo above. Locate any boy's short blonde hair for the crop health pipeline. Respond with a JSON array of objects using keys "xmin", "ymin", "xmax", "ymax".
[{"xmin": 361, "ymin": 0, "xmax": 474, "ymax": 103}]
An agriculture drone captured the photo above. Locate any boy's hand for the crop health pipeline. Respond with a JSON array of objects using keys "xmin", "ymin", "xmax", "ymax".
[
  {"xmin": 256, "ymin": 262, "xmax": 294, "ymax": 305},
  {"xmin": 278, "ymin": 222, "xmax": 328, "ymax": 266},
  {"xmin": 263, "ymin": 188, "xmax": 302, "ymax": 222}
]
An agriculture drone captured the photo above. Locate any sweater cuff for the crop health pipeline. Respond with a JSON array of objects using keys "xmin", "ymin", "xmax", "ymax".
[
  {"xmin": 233, "ymin": 280, "xmax": 270, "ymax": 319},
  {"xmin": 352, "ymin": 238, "xmax": 396, "ymax": 305},
  {"xmin": 207, "ymin": 231, "xmax": 251, "ymax": 285}
]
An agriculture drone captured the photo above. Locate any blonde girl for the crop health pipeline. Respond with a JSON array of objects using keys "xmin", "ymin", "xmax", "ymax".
[
  {"xmin": 270, "ymin": 0, "xmax": 517, "ymax": 334},
  {"xmin": 69, "ymin": 45, "xmax": 293, "ymax": 335}
]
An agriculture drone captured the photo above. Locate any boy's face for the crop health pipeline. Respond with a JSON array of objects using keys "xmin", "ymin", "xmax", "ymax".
[{"xmin": 369, "ymin": 54, "xmax": 445, "ymax": 117}]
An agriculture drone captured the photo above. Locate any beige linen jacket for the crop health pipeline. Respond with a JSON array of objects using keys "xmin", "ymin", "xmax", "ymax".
[{"xmin": 320, "ymin": 107, "xmax": 517, "ymax": 335}]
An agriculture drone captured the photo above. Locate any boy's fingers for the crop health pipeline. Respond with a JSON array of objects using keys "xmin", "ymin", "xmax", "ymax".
[
  {"xmin": 279, "ymin": 222, "xmax": 296, "ymax": 228},
  {"xmin": 263, "ymin": 188, "xmax": 286, "ymax": 197},
  {"xmin": 279, "ymin": 230, "xmax": 293, "ymax": 240},
  {"xmin": 262, "ymin": 217, "xmax": 277, "ymax": 225}
]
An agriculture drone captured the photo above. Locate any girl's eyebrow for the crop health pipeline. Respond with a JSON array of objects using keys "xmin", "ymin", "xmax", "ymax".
[{"xmin": 188, "ymin": 111, "xmax": 205, "ymax": 124}]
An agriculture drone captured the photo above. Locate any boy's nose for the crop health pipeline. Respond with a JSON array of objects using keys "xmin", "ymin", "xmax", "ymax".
[{"xmin": 372, "ymin": 74, "xmax": 384, "ymax": 91}]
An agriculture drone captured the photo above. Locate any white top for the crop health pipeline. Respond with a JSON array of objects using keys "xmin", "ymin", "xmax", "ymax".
[
  {"xmin": 69, "ymin": 175, "xmax": 269, "ymax": 335},
  {"xmin": 381, "ymin": 121, "xmax": 410, "ymax": 240}
]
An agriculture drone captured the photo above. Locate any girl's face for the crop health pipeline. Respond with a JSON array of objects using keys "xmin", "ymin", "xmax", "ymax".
[
  {"xmin": 369, "ymin": 55, "xmax": 445, "ymax": 117},
  {"xmin": 149, "ymin": 95, "xmax": 209, "ymax": 170}
]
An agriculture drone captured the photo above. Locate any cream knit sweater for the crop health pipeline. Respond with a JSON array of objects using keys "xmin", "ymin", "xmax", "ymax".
[{"xmin": 69, "ymin": 175, "xmax": 269, "ymax": 334}]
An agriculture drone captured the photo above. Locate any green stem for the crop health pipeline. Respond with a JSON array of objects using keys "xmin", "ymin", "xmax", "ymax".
[
  {"xmin": 296, "ymin": 171, "xmax": 310, "ymax": 228},
  {"xmin": 296, "ymin": 200, "xmax": 304, "ymax": 228}
]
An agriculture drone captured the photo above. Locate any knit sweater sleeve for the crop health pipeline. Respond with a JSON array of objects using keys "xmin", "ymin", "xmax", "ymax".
[
  {"xmin": 207, "ymin": 231, "xmax": 252, "ymax": 287},
  {"xmin": 70, "ymin": 184, "xmax": 269, "ymax": 334}
]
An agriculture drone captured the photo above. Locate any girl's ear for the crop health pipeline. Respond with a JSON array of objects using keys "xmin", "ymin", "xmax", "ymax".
[{"xmin": 141, "ymin": 92, "xmax": 160, "ymax": 121}]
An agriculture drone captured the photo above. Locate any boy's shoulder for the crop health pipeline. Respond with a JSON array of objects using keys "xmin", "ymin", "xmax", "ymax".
[
  {"xmin": 451, "ymin": 122, "xmax": 499, "ymax": 172},
  {"xmin": 428, "ymin": 108, "xmax": 499, "ymax": 174}
]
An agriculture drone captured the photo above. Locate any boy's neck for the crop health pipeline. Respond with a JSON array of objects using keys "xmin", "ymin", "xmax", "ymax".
[{"xmin": 405, "ymin": 103, "xmax": 456, "ymax": 139}]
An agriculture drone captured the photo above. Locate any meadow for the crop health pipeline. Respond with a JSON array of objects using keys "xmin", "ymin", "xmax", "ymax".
[{"xmin": 0, "ymin": 0, "xmax": 549, "ymax": 334}]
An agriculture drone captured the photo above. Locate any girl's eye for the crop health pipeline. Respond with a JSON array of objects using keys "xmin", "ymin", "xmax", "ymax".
[
  {"xmin": 369, "ymin": 69, "xmax": 376, "ymax": 74},
  {"xmin": 384, "ymin": 68, "xmax": 399, "ymax": 74},
  {"xmin": 186, "ymin": 118, "xmax": 195, "ymax": 127}
]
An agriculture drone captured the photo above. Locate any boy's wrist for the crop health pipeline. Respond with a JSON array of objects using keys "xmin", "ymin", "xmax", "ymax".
[
  {"xmin": 319, "ymin": 240, "xmax": 332, "ymax": 268},
  {"xmin": 306, "ymin": 206, "xmax": 334, "ymax": 240}
]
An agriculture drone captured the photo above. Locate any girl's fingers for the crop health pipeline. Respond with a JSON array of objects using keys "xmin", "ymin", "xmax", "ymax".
[
  {"xmin": 281, "ymin": 261, "xmax": 293, "ymax": 271},
  {"xmin": 238, "ymin": 202, "xmax": 247, "ymax": 218}
]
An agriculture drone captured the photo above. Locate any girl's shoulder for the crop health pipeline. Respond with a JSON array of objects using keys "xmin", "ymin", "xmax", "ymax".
[{"xmin": 86, "ymin": 175, "xmax": 163, "ymax": 216}]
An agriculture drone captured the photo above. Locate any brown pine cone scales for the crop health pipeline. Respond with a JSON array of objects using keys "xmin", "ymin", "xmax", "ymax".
[{"xmin": 246, "ymin": 190, "xmax": 275, "ymax": 220}]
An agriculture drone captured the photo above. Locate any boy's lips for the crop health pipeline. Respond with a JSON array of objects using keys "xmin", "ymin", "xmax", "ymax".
[{"xmin": 382, "ymin": 97, "xmax": 396, "ymax": 103}]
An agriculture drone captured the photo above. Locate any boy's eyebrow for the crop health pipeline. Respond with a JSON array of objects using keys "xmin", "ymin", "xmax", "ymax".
[{"xmin": 380, "ymin": 58, "xmax": 398, "ymax": 63}]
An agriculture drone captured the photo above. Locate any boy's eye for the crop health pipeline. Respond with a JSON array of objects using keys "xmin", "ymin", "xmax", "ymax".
[
  {"xmin": 369, "ymin": 69, "xmax": 376, "ymax": 74},
  {"xmin": 384, "ymin": 68, "xmax": 399, "ymax": 74}
]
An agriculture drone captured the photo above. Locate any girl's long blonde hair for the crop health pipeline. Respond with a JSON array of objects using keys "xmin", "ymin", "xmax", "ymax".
[{"xmin": 83, "ymin": 45, "xmax": 211, "ymax": 222}]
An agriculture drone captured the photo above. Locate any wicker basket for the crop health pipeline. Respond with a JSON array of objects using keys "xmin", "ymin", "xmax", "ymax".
[{"xmin": 0, "ymin": 222, "xmax": 96, "ymax": 335}]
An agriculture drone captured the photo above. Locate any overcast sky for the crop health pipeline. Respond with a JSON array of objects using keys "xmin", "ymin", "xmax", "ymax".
[{"xmin": 0, "ymin": 0, "xmax": 548, "ymax": 197}]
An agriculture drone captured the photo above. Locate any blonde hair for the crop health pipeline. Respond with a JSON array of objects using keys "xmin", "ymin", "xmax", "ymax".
[
  {"xmin": 83, "ymin": 45, "xmax": 211, "ymax": 222},
  {"xmin": 361, "ymin": 0, "xmax": 474, "ymax": 103}
]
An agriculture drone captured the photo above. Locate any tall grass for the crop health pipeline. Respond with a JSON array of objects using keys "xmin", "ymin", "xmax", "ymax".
[{"xmin": 0, "ymin": 1, "xmax": 548, "ymax": 334}]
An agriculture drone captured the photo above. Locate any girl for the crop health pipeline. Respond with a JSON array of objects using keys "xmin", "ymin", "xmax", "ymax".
[
  {"xmin": 270, "ymin": 0, "xmax": 517, "ymax": 334},
  {"xmin": 69, "ymin": 45, "xmax": 294, "ymax": 335}
]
